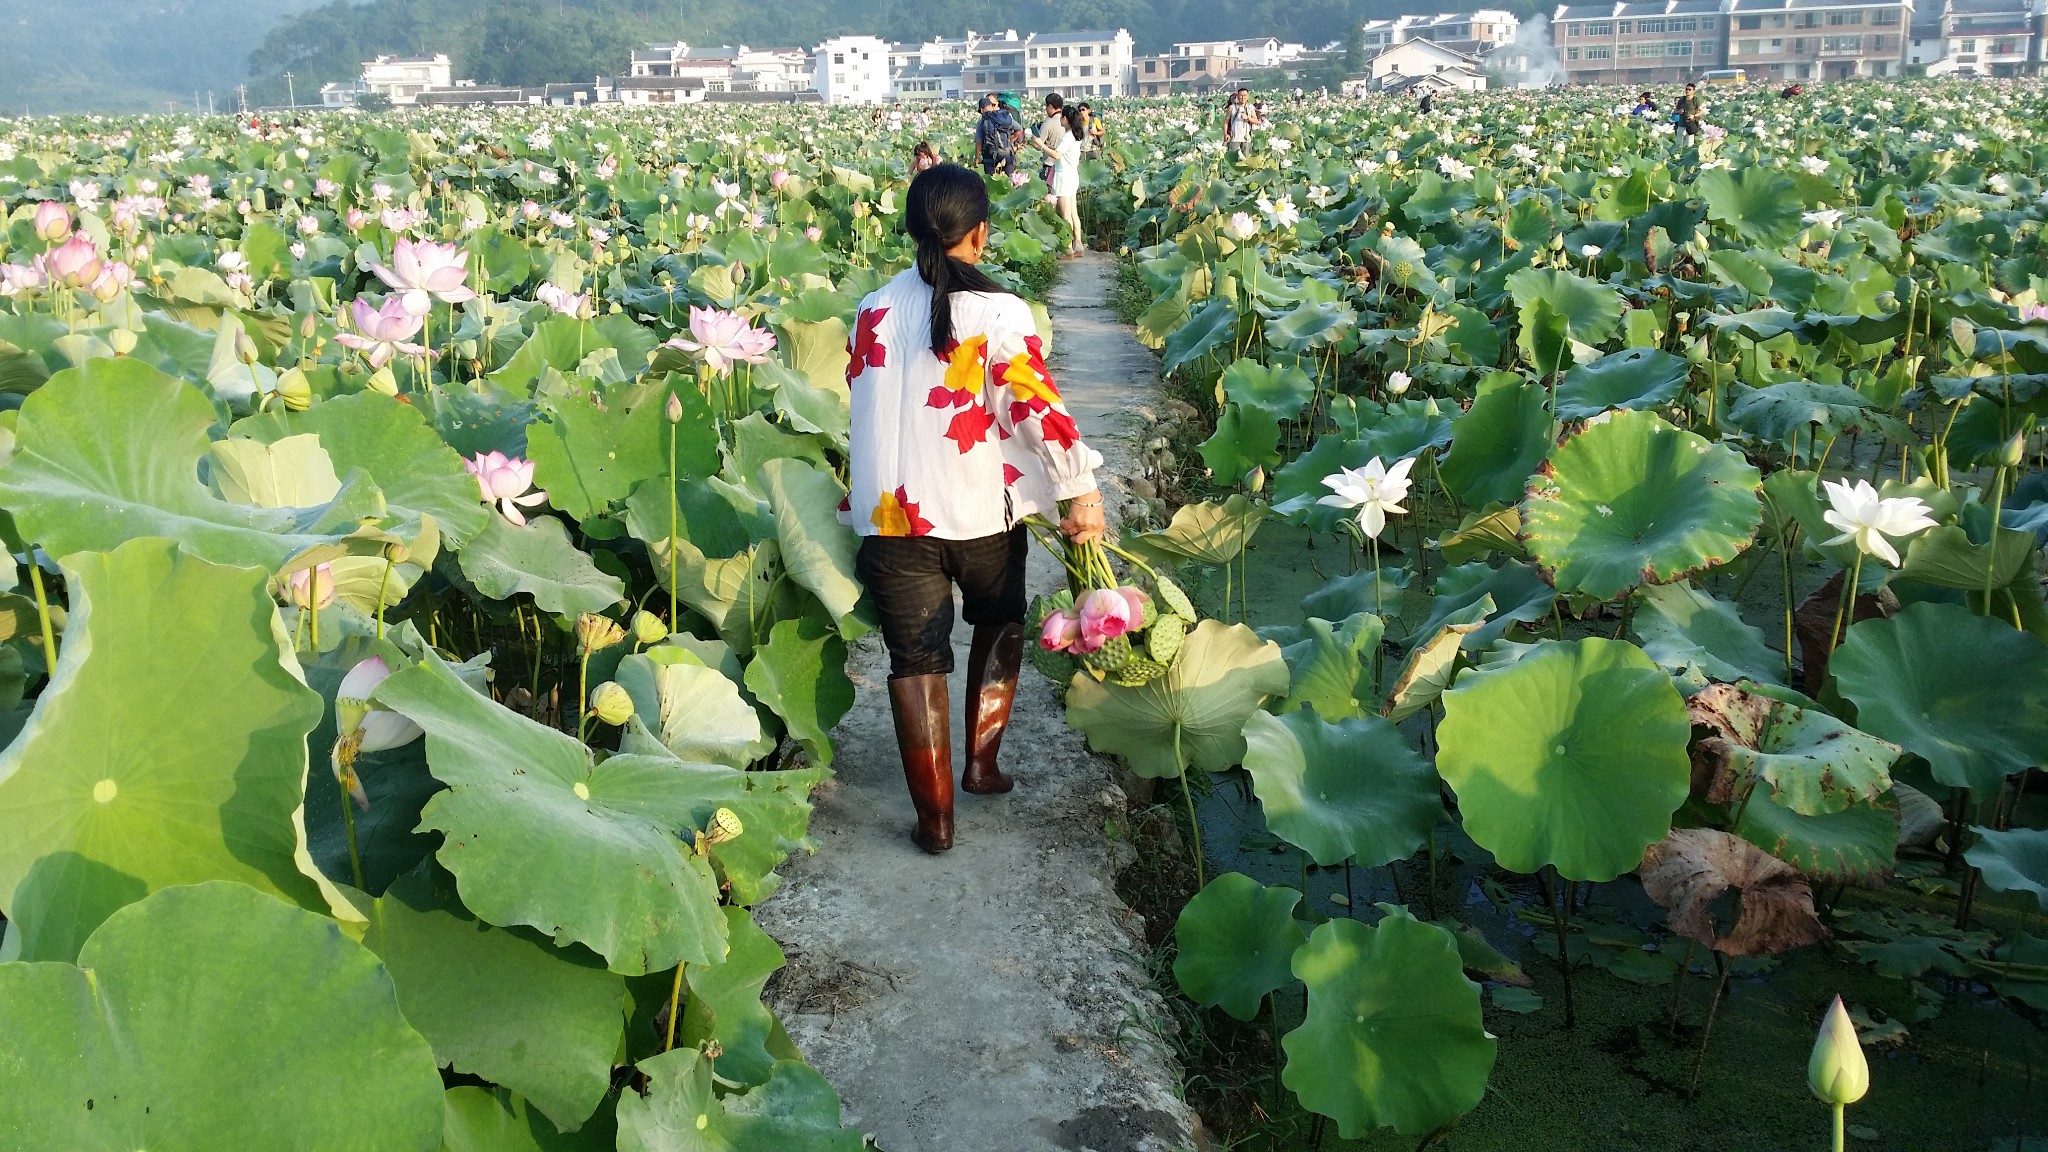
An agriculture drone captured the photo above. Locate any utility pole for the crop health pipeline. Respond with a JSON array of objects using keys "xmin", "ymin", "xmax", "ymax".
[
  {"xmin": 283, "ymin": 70, "xmax": 296, "ymax": 109},
  {"xmin": 236, "ymin": 84, "xmax": 248, "ymax": 114}
]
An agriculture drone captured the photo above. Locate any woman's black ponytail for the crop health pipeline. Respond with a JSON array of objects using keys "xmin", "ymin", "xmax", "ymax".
[{"xmin": 904, "ymin": 163, "xmax": 1012, "ymax": 358}]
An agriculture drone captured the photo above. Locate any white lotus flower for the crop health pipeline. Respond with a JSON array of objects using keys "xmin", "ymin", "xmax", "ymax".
[
  {"xmin": 1581, "ymin": 244, "xmax": 1602, "ymax": 258},
  {"xmin": 1798, "ymin": 156, "xmax": 1831, "ymax": 176},
  {"xmin": 1227, "ymin": 212, "xmax": 1259, "ymax": 241},
  {"xmin": 1803, "ymin": 209, "xmax": 1844, "ymax": 229},
  {"xmin": 1386, "ymin": 370, "xmax": 1412, "ymax": 395},
  {"xmin": 1317, "ymin": 456, "xmax": 1416, "ymax": 540},
  {"xmin": 1820, "ymin": 478, "xmax": 1936, "ymax": 567}
]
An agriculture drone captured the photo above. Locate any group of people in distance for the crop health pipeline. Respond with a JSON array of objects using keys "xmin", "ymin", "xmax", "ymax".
[
  {"xmin": 1630, "ymin": 82, "xmax": 1706, "ymax": 137},
  {"xmin": 961, "ymin": 91, "xmax": 1101, "ymax": 257}
]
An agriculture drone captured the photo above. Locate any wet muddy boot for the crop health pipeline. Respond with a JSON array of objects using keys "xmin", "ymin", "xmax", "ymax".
[
  {"xmin": 888, "ymin": 673, "xmax": 954, "ymax": 853},
  {"xmin": 960, "ymin": 623, "xmax": 1022, "ymax": 795}
]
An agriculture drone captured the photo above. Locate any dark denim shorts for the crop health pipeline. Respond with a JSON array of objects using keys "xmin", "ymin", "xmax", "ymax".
[{"xmin": 855, "ymin": 528, "xmax": 1028, "ymax": 679}]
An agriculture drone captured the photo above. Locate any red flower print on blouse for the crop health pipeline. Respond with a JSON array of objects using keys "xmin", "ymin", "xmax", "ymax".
[
  {"xmin": 926, "ymin": 335, "xmax": 988, "ymax": 410},
  {"xmin": 871, "ymin": 485, "xmax": 932, "ymax": 537},
  {"xmin": 1003, "ymin": 463, "xmax": 1024, "ymax": 486},
  {"xmin": 847, "ymin": 306, "xmax": 889, "ymax": 385},
  {"xmin": 1039, "ymin": 409, "xmax": 1082, "ymax": 450},
  {"xmin": 943, "ymin": 404, "xmax": 995, "ymax": 453}
]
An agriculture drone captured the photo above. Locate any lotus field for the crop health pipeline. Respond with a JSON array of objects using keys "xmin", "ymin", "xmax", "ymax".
[{"xmin": 0, "ymin": 78, "xmax": 2046, "ymax": 1147}]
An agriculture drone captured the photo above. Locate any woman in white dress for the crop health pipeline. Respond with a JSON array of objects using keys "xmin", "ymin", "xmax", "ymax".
[{"xmin": 1032, "ymin": 106, "xmax": 1087, "ymax": 258}]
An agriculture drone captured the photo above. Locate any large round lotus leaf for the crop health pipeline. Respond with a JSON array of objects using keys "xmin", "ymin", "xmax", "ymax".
[
  {"xmin": 441, "ymin": 1086, "xmax": 616, "ymax": 1152},
  {"xmin": 616, "ymin": 652, "xmax": 773, "ymax": 769},
  {"xmin": 616, "ymin": 1048, "xmax": 865, "ymax": 1152},
  {"xmin": 1161, "ymin": 297, "xmax": 1240, "ymax": 373},
  {"xmin": 1276, "ymin": 612, "xmax": 1384, "ymax": 720},
  {"xmin": 0, "ymin": 538, "xmax": 351, "ymax": 963},
  {"xmin": 1127, "ymin": 494, "xmax": 1270, "ymax": 567},
  {"xmin": 1198, "ymin": 403, "xmax": 1285, "ymax": 486},
  {"xmin": 1173, "ymin": 872, "xmax": 1306, "ymax": 1021},
  {"xmin": 1554, "ymin": 348, "xmax": 1690, "ymax": 423},
  {"xmin": 233, "ymin": 390, "xmax": 493, "ymax": 546},
  {"xmin": 1966, "ymin": 828, "xmax": 2048, "ymax": 911},
  {"xmin": 373, "ymin": 654, "xmax": 729, "ymax": 975},
  {"xmin": 759, "ymin": 459, "xmax": 865, "ymax": 634},
  {"xmin": 457, "ymin": 514, "xmax": 627, "ymax": 619},
  {"xmin": 1696, "ymin": 166, "xmax": 1805, "ymax": 247},
  {"xmin": 1522, "ymin": 410, "xmax": 1763, "ymax": 602},
  {"xmin": 680, "ymin": 906, "xmax": 788, "ymax": 1087},
  {"xmin": 1281, "ymin": 908, "xmax": 1496, "ymax": 1138},
  {"xmin": 1220, "ymin": 356, "xmax": 1316, "ymax": 418},
  {"xmin": 0, "ymin": 357, "xmax": 377, "ymax": 571},
  {"xmin": 1440, "ymin": 374, "xmax": 1551, "ymax": 510},
  {"xmin": 1505, "ymin": 267, "xmax": 1624, "ymax": 347},
  {"xmin": 0, "ymin": 881, "xmax": 444, "ymax": 1151},
  {"xmin": 1832, "ymin": 602, "xmax": 2048, "ymax": 795},
  {"xmin": 1437, "ymin": 638, "xmax": 1690, "ymax": 881},
  {"xmin": 358, "ymin": 863, "xmax": 625, "ymax": 1132},
  {"xmin": 1735, "ymin": 793, "xmax": 1899, "ymax": 885},
  {"xmin": 1687, "ymin": 683, "xmax": 1898, "ymax": 816},
  {"xmin": 1632, "ymin": 581, "xmax": 1784, "ymax": 686},
  {"xmin": 1727, "ymin": 381, "xmax": 1894, "ymax": 451},
  {"xmin": 743, "ymin": 613, "xmax": 856, "ymax": 769},
  {"xmin": 1243, "ymin": 711, "xmax": 1441, "ymax": 868},
  {"xmin": 524, "ymin": 380, "xmax": 678, "ymax": 523},
  {"xmin": 1064, "ymin": 620, "xmax": 1291, "ymax": 779},
  {"xmin": 1265, "ymin": 299, "xmax": 1358, "ymax": 353}
]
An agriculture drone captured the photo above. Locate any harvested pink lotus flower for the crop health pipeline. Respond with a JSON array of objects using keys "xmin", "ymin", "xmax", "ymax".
[
  {"xmin": 334, "ymin": 296, "xmax": 429, "ymax": 369},
  {"xmin": 32, "ymin": 201, "xmax": 71, "ymax": 242},
  {"xmin": 466, "ymin": 451, "xmax": 548, "ymax": 526},
  {"xmin": 665, "ymin": 306, "xmax": 776, "ymax": 375},
  {"xmin": 42, "ymin": 236, "xmax": 103, "ymax": 289},
  {"xmin": 1040, "ymin": 608, "xmax": 1083, "ymax": 652},
  {"xmin": 1116, "ymin": 586, "xmax": 1151, "ymax": 625},
  {"xmin": 368, "ymin": 238, "xmax": 476, "ymax": 315},
  {"xmin": 1077, "ymin": 588, "xmax": 1135, "ymax": 647}
]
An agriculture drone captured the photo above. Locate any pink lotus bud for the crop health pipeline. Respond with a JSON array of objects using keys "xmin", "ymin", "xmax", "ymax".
[
  {"xmin": 1040, "ymin": 608, "xmax": 1082, "ymax": 652},
  {"xmin": 32, "ymin": 201, "xmax": 71, "ymax": 242},
  {"xmin": 288, "ymin": 563, "xmax": 336, "ymax": 610},
  {"xmin": 804, "ymin": 226, "xmax": 822, "ymax": 242},
  {"xmin": 345, "ymin": 208, "xmax": 366, "ymax": 232},
  {"xmin": 43, "ymin": 235, "xmax": 103, "ymax": 289},
  {"xmin": 770, "ymin": 168, "xmax": 790, "ymax": 190}
]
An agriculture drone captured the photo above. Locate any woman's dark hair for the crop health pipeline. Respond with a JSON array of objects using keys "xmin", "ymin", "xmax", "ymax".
[
  {"xmin": 1061, "ymin": 106, "xmax": 1085, "ymax": 139},
  {"xmin": 905, "ymin": 163, "xmax": 1011, "ymax": 357}
]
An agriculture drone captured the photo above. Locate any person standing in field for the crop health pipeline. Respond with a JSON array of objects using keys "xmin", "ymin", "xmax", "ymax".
[
  {"xmin": 846, "ymin": 163, "xmax": 1106, "ymax": 853},
  {"xmin": 1224, "ymin": 87, "xmax": 1258, "ymax": 160},
  {"xmin": 973, "ymin": 95, "xmax": 1019, "ymax": 177},
  {"xmin": 1028, "ymin": 104, "xmax": 1087, "ymax": 258},
  {"xmin": 1036, "ymin": 92, "xmax": 1065, "ymax": 185},
  {"xmin": 1675, "ymin": 82, "xmax": 1703, "ymax": 139}
]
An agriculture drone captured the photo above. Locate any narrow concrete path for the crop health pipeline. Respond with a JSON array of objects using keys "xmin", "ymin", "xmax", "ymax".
[{"xmin": 756, "ymin": 254, "xmax": 1197, "ymax": 1152}]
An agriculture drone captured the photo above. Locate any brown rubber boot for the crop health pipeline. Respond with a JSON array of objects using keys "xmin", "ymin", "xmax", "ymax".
[
  {"xmin": 888, "ymin": 673, "xmax": 954, "ymax": 853},
  {"xmin": 961, "ymin": 623, "xmax": 1022, "ymax": 795}
]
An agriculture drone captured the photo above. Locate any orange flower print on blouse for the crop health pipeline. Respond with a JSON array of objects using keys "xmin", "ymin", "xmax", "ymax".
[
  {"xmin": 926, "ymin": 335, "xmax": 988, "ymax": 409},
  {"xmin": 1001, "ymin": 335, "xmax": 1062, "ymax": 419},
  {"xmin": 847, "ymin": 306, "xmax": 889, "ymax": 385},
  {"xmin": 870, "ymin": 485, "xmax": 933, "ymax": 537}
]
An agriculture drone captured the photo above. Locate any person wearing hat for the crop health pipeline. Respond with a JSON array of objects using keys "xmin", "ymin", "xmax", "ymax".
[{"xmin": 974, "ymin": 94, "xmax": 1021, "ymax": 177}]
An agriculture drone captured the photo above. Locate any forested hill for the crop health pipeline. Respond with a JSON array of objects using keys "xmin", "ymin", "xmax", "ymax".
[{"xmin": 0, "ymin": 0, "xmax": 317, "ymax": 115}]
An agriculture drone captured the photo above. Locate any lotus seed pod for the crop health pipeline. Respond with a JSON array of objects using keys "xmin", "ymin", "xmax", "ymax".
[
  {"xmin": 632, "ymin": 610, "xmax": 668, "ymax": 645},
  {"xmin": 705, "ymin": 806, "xmax": 745, "ymax": 845},
  {"xmin": 1807, "ymin": 996, "xmax": 1869, "ymax": 1106},
  {"xmin": 576, "ymin": 612, "xmax": 626, "ymax": 653},
  {"xmin": 589, "ymin": 681, "xmax": 634, "ymax": 726}
]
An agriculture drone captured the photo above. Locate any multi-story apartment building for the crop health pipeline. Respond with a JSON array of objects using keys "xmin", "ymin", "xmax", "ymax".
[
  {"xmin": 1404, "ymin": 10, "xmax": 1525, "ymax": 54},
  {"xmin": 359, "ymin": 54, "xmax": 453, "ymax": 105},
  {"xmin": 733, "ymin": 47, "xmax": 812, "ymax": 93},
  {"xmin": 892, "ymin": 62, "xmax": 965, "ymax": 101},
  {"xmin": 1023, "ymin": 29, "xmax": 1135, "ymax": 98},
  {"xmin": 1554, "ymin": 0, "xmax": 1729, "ymax": 84},
  {"xmin": 1723, "ymin": 0, "xmax": 1910, "ymax": 80},
  {"xmin": 962, "ymin": 31, "xmax": 1027, "ymax": 99},
  {"xmin": 1919, "ymin": 0, "xmax": 2038, "ymax": 73},
  {"xmin": 1131, "ymin": 51, "xmax": 1242, "ymax": 95},
  {"xmin": 814, "ymin": 35, "xmax": 891, "ymax": 103}
]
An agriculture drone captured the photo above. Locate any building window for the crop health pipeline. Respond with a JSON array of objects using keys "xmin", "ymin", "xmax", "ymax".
[
  {"xmin": 1029, "ymin": 67, "xmax": 1039, "ymax": 78},
  {"xmin": 1959, "ymin": 37, "xmax": 1977, "ymax": 50},
  {"xmin": 1738, "ymin": 14, "xmax": 1761, "ymax": 28},
  {"xmin": 1616, "ymin": 43, "xmax": 1633, "ymax": 57},
  {"xmin": 833, "ymin": 53, "xmax": 844, "ymax": 64},
  {"xmin": 1826, "ymin": 11, "xmax": 1862, "ymax": 25},
  {"xmin": 1617, "ymin": 20, "xmax": 1632, "ymax": 32},
  {"xmin": 1567, "ymin": 45, "xmax": 1580, "ymax": 58},
  {"xmin": 1668, "ymin": 39, "xmax": 1692, "ymax": 54},
  {"xmin": 1080, "ymin": 65, "xmax": 1092, "ymax": 76},
  {"xmin": 1699, "ymin": 40, "xmax": 1716, "ymax": 54},
  {"xmin": 1587, "ymin": 22, "xmax": 1612, "ymax": 35},
  {"xmin": 1079, "ymin": 45, "xmax": 1093, "ymax": 56},
  {"xmin": 1701, "ymin": 17, "xmax": 1715, "ymax": 29},
  {"xmin": 1823, "ymin": 34, "xmax": 1863, "ymax": 50},
  {"xmin": 1639, "ymin": 41, "xmax": 1665, "ymax": 55},
  {"xmin": 1873, "ymin": 8, "xmax": 1900, "ymax": 22},
  {"xmin": 1586, "ymin": 45, "xmax": 1612, "ymax": 58},
  {"xmin": 1638, "ymin": 18, "xmax": 1665, "ymax": 32}
]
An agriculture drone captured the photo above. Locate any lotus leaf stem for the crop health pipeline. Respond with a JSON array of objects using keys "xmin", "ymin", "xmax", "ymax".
[
  {"xmin": 1828, "ymin": 552, "xmax": 1864, "ymax": 657},
  {"xmin": 28, "ymin": 565, "xmax": 58, "ymax": 670},
  {"xmin": 374, "ymin": 557, "xmax": 393, "ymax": 642},
  {"xmin": 663, "ymin": 960, "xmax": 686, "ymax": 1051},
  {"xmin": 668, "ymin": 411, "xmax": 680, "ymax": 627},
  {"xmin": 1174, "ymin": 724, "xmax": 1204, "ymax": 890},
  {"xmin": 1688, "ymin": 952, "xmax": 1731, "ymax": 1099},
  {"xmin": 342, "ymin": 788, "xmax": 364, "ymax": 890}
]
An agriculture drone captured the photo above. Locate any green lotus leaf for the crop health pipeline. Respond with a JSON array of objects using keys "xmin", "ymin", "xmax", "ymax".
[
  {"xmin": 0, "ymin": 357, "xmax": 380, "ymax": 571},
  {"xmin": 1276, "ymin": 612, "xmax": 1384, "ymax": 720},
  {"xmin": 1523, "ymin": 410, "xmax": 1762, "ymax": 601},
  {"xmin": 1301, "ymin": 567, "xmax": 1410, "ymax": 624},
  {"xmin": 524, "ymin": 380, "xmax": 692, "ymax": 523},
  {"xmin": 360, "ymin": 863, "xmax": 626, "ymax": 1132},
  {"xmin": 680, "ymin": 906, "xmax": 787, "ymax": 1087},
  {"xmin": 758, "ymin": 359, "xmax": 852, "ymax": 447},
  {"xmin": 617, "ymin": 653, "xmax": 772, "ymax": 769},
  {"xmin": 1437, "ymin": 638, "xmax": 1691, "ymax": 881},
  {"xmin": 1687, "ymin": 683, "xmax": 1898, "ymax": 816},
  {"xmin": 1897, "ymin": 522, "xmax": 2039, "ymax": 592},
  {"xmin": 743, "ymin": 613, "xmax": 855, "ymax": 769},
  {"xmin": 208, "ymin": 433, "xmax": 343, "ymax": 508},
  {"xmin": 457, "ymin": 514, "xmax": 626, "ymax": 618},
  {"xmin": 758, "ymin": 459, "xmax": 865, "ymax": 634},
  {"xmin": 1383, "ymin": 596, "xmax": 1491, "ymax": 723},
  {"xmin": 1265, "ymin": 299, "xmax": 1358, "ymax": 353},
  {"xmin": 440, "ymin": 1087, "xmax": 616, "ymax": 1152},
  {"xmin": 1734, "ymin": 793, "xmax": 1898, "ymax": 885},
  {"xmin": 0, "ymin": 538, "xmax": 351, "ymax": 963},
  {"xmin": 772, "ymin": 315, "xmax": 853, "ymax": 397},
  {"xmin": 1727, "ymin": 382, "xmax": 1900, "ymax": 451},
  {"xmin": 1243, "ymin": 710, "xmax": 1440, "ymax": 868},
  {"xmin": 1198, "ymin": 403, "xmax": 1284, "ymax": 486},
  {"xmin": 1403, "ymin": 560, "xmax": 1555, "ymax": 652},
  {"xmin": 1554, "ymin": 348, "xmax": 1690, "ymax": 423},
  {"xmin": 0, "ymin": 882, "xmax": 443, "ymax": 1152},
  {"xmin": 1161, "ymin": 297, "xmax": 1239, "ymax": 373},
  {"xmin": 1966, "ymin": 827, "xmax": 2048, "ymax": 911},
  {"xmin": 1172, "ymin": 872, "xmax": 1306, "ymax": 1020},
  {"xmin": 1517, "ymin": 294, "xmax": 1573, "ymax": 376},
  {"xmin": 489, "ymin": 317, "xmax": 635, "ymax": 392},
  {"xmin": 1697, "ymin": 166, "xmax": 1806, "ymax": 248},
  {"xmin": 617, "ymin": 1048, "xmax": 865, "ymax": 1152},
  {"xmin": 1440, "ymin": 374, "xmax": 1551, "ymax": 509},
  {"xmin": 1220, "ymin": 357, "xmax": 1316, "ymax": 418},
  {"xmin": 1436, "ymin": 502, "xmax": 1526, "ymax": 565},
  {"xmin": 1632, "ymin": 582, "xmax": 1784, "ymax": 686},
  {"xmin": 374, "ymin": 654, "xmax": 729, "ymax": 975},
  {"xmin": 1282, "ymin": 908, "xmax": 1496, "ymax": 1138},
  {"xmin": 1832, "ymin": 602, "xmax": 2048, "ymax": 795},
  {"xmin": 1126, "ymin": 494, "xmax": 1269, "ymax": 567},
  {"xmin": 1065, "ymin": 620, "xmax": 1290, "ymax": 779},
  {"xmin": 233, "ymin": 390, "xmax": 493, "ymax": 546},
  {"xmin": 1505, "ymin": 266, "xmax": 1623, "ymax": 346},
  {"xmin": 729, "ymin": 411, "xmax": 833, "ymax": 482}
]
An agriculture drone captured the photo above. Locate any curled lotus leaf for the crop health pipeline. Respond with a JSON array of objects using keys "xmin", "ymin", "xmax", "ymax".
[
  {"xmin": 1966, "ymin": 827, "xmax": 2048, "ymax": 912},
  {"xmin": 1638, "ymin": 827, "xmax": 1829, "ymax": 957},
  {"xmin": 1687, "ymin": 682, "xmax": 1899, "ymax": 816}
]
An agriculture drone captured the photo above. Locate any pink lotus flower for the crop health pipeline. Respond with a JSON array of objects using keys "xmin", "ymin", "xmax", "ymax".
[
  {"xmin": 1117, "ymin": 586, "xmax": 1151, "ymax": 625},
  {"xmin": 2020, "ymin": 303, "xmax": 2048, "ymax": 324},
  {"xmin": 368, "ymin": 238, "xmax": 476, "ymax": 316},
  {"xmin": 804, "ymin": 226, "xmax": 822, "ymax": 242},
  {"xmin": 665, "ymin": 306, "xmax": 776, "ymax": 375},
  {"xmin": 334, "ymin": 296, "xmax": 429, "ymax": 369},
  {"xmin": 0, "ymin": 262, "xmax": 45, "ymax": 298},
  {"xmin": 345, "ymin": 208, "xmax": 367, "ymax": 232},
  {"xmin": 1040, "ymin": 608, "xmax": 1083, "ymax": 652},
  {"xmin": 769, "ymin": 168, "xmax": 790, "ymax": 190},
  {"xmin": 87, "ymin": 261, "xmax": 133, "ymax": 303},
  {"xmin": 1077, "ymin": 588, "xmax": 1135, "ymax": 648},
  {"xmin": 32, "ymin": 201, "xmax": 70, "ymax": 241},
  {"xmin": 43, "ymin": 236, "xmax": 103, "ymax": 289},
  {"xmin": 331, "ymin": 655, "xmax": 424, "ymax": 810},
  {"xmin": 536, "ymin": 282, "xmax": 592, "ymax": 318},
  {"xmin": 288, "ymin": 563, "xmax": 337, "ymax": 609},
  {"xmin": 466, "ymin": 451, "xmax": 548, "ymax": 526},
  {"xmin": 314, "ymin": 178, "xmax": 340, "ymax": 200},
  {"xmin": 521, "ymin": 200, "xmax": 542, "ymax": 221}
]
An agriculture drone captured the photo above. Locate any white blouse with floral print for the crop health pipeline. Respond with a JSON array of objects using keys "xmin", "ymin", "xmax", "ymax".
[{"xmin": 842, "ymin": 268, "xmax": 1102, "ymax": 540}]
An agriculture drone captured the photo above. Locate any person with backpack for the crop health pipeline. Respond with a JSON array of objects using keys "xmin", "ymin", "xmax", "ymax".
[
  {"xmin": 1224, "ymin": 87, "xmax": 1259, "ymax": 160},
  {"xmin": 974, "ymin": 95, "xmax": 1019, "ymax": 177}
]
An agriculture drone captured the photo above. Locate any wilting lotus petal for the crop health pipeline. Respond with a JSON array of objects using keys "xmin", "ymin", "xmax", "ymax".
[
  {"xmin": 1077, "ymin": 588, "xmax": 1134, "ymax": 645},
  {"xmin": 1040, "ymin": 608, "xmax": 1082, "ymax": 651}
]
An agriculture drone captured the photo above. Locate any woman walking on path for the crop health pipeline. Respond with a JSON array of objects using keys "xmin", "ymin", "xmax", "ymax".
[
  {"xmin": 845, "ymin": 163, "xmax": 1106, "ymax": 853},
  {"xmin": 1031, "ymin": 105, "xmax": 1088, "ymax": 258}
]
